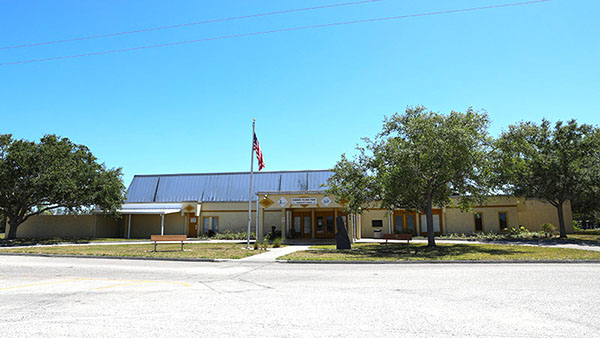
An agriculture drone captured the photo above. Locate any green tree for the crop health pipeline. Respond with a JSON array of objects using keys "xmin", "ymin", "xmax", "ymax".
[
  {"xmin": 0, "ymin": 134, "xmax": 125, "ymax": 240},
  {"xmin": 494, "ymin": 120, "xmax": 600, "ymax": 238},
  {"xmin": 328, "ymin": 106, "xmax": 493, "ymax": 246}
]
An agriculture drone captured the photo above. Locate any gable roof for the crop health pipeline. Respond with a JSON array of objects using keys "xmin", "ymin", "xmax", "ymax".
[{"xmin": 126, "ymin": 170, "xmax": 334, "ymax": 203}]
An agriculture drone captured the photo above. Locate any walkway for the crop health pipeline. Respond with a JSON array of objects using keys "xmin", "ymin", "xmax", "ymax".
[{"xmin": 239, "ymin": 245, "xmax": 311, "ymax": 262}]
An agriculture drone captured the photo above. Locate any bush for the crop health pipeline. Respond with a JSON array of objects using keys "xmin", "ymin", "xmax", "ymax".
[
  {"xmin": 573, "ymin": 220, "xmax": 582, "ymax": 231},
  {"xmin": 272, "ymin": 237, "xmax": 282, "ymax": 248},
  {"xmin": 264, "ymin": 228, "xmax": 282, "ymax": 241},
  {"xmin": 540, "ymin": 223, "xmax": 556, "ymax": 237},
  {"xmin": 262, "ymin": 239, "xmax": 269, "ymax": 250},
  {"xmin": 253, "ymin": 240, "xmax": 260, "ymax": 250},
  {"xmin": 199, "ymin": 231, "xmax": 255, "ymax": 240}
]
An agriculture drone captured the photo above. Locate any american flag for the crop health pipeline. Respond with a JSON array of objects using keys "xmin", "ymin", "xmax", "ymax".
[{"xmin": 253, "ymin": 133, "xmax": 265, "ymax": 171}]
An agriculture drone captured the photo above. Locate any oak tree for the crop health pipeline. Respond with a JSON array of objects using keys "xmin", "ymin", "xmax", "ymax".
[{"xmin": 0, "ymin": 134, "xmax": 125, "ymax": 239}]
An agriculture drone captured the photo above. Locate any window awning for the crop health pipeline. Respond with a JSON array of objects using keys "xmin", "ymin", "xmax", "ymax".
[{"xmin": 117, "ymin": 208, "xmax": 181, "ymax": 215}]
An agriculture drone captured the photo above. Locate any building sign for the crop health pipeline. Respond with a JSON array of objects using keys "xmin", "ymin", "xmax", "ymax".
[
  {"xmin": 292, "ymin": 197, "xmax": 317, "ymax": 205},
  {"xmin": 278, "ymin": 197, "xmax": 288, "ymax": 208},
  {"xmin": 259, "ymin": 197, "xmax": 274, "ymax": 208},
  {"xmin": 321, "ymin": 196, "xmax": 331, "ymax": 207}
]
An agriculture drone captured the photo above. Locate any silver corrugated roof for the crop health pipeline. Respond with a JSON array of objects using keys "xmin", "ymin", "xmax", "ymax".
[{"xmin": 126, "ymin": 170, "xmax": 333, "ymax": 203}]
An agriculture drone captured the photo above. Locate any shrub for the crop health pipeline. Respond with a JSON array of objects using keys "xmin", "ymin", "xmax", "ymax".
[
  {"xmin": 262, "ymin": 239, "xmax": 269, "ymax": 250},
  {"xmin": 253, "ymin": 240, "xmax": 260, "ymax": 250},
  {"xmin": 540, "ymin": 223, "xmax": 556, "ymax": 237},
  {"xmin": 200, "ymin": 231, "xmax": 255, "ymax": 240},
  {"xmin": 272, "ymin": 237, "xmax": 281, "ymax": 248},
  {"xmin": 264, "ymin": 228, "xmax": 282, "ymax": 241}
]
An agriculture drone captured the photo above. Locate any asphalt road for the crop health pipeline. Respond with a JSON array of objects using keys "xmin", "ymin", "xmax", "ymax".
[{"xmin": 1, "ymin": 256, "xmax": 599, "ymax": 338}]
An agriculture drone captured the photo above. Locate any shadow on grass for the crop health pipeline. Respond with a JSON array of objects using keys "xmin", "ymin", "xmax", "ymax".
[
  {"xmin": 0, "ymin": 237, "xmax": 118, "ymax": 247},
  {"xmin": 332, "ymin": 244, "xmax": 526, "ymax": 260}
]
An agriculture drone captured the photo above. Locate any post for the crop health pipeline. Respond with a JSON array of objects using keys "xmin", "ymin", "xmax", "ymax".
[
  {"xmin": 247, "ymin": 119, "xmax": 256, "ymax": 249},
  {"xmin": 160, "ymin": 214, "xmax": 165, "ymax": 235},
  {"xmin": 127, "ymin": 214, "xmax": 131, "ymax": 239}
]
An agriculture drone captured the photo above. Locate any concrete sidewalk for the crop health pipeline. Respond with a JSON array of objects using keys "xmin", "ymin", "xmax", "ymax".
[{"xmin": 240, "ymin": 245, "xmax": 311, "ymax": 262}]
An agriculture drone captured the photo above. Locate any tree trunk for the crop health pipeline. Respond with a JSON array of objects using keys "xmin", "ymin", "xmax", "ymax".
[
  {"xmin": 425, "ymin": 198, "xmax": 436, "ymax": 247},
  {"xmin": 6, "ymin": 219, "xmax": 19, "ymax": 240},
  {"xmin": 557, "ymin": 201, "xmax": 567, "ymax": 239}
]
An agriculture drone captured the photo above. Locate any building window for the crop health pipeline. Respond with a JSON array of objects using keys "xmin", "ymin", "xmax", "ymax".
[
  {"xmin": 498, "ymin": 212, "xmax": 508, "ymax": 230},
  {"xmin": 474, "ymin": 212, "xmax": 483, "ymax": 231},
  {"xmin": 394, "ymin": 215, "xmax": 404, "ymax": 232},
  {"xmin": 202, "ymin": 216, "xmax": 219, "ymax": 233},
  {"xmin": 406, "ymin": 214, "xmax": 416, "ymax": 233},
  {"xmin": 372, "ymin": 220, "xmax": 383, "ymax": 228}
]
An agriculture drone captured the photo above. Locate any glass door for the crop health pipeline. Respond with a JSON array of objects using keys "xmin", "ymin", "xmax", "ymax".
[
  {"xmin": 292, "ymin": 211, "xmax": 312, "ymax": 238},
  {"xmin": 315, "ymin": 211, "xmax": 335, "ymax": 238}
]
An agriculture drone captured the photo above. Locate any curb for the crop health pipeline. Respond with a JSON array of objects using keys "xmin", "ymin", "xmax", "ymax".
[
  {"xmin": 2, "ymin": 252, "xmax": 600, "ymax": 265},
  {"xmin": 277, "ymin": 259, "xmax": 600, "ymax": 265},
  {"xmin": 0, "ymin": 252, "xmax": 235, "ymax": 263}
]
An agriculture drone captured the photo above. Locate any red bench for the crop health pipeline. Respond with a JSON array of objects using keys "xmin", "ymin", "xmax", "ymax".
[{"xmin": 382, "ymin": 233, "xmax": 413, "ymax": 253}]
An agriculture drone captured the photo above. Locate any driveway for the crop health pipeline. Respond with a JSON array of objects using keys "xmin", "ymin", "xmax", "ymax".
[{"xmin": 1, "ymin": 255, "xmax": 598, "ymax": 338}]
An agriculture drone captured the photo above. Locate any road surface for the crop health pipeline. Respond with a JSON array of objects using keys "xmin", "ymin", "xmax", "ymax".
[{"xmin": 1, "ymin": 256, "xmax": 598, "ymax": 338}]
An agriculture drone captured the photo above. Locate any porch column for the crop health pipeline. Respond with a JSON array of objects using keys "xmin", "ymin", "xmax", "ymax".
[
  {"xmin": 280, "ymin": 209, "xmax": 286, "ymax": 239},
  {"xmin": 256, "ymin": 197, "xmax": 260, "ymax": 239},
  {"xmin": 160, "ymin": 214, "xmax": 165, "ymax": 235},
  {"xmin": 334, "ymin": 208, "xmax": 338, "ymax": 234},
  {"xmin": 311, "ymin": 208, "xmax": 316, "ymax": 239},
  {"xmin": 347, "ymin": 214, "xmax": 354, "ymax": 242}
]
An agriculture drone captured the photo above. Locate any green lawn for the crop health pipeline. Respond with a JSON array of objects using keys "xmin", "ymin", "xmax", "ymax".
[
  {"xmin": 279, "ymin": 243, "xmax": 600, "ymax": 262},
  {"xmin": 0, "ymin": 243, "xmax": 261, "ymax": 259}
]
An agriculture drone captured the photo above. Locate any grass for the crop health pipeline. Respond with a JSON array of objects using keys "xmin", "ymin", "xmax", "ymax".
[
  {"xmin": 0, "ymin": 243, "xmax": 261, "ymax": 259},
  {"xmin": 279, "ymin": 243, "xmax": 600, "ymax": 262}
]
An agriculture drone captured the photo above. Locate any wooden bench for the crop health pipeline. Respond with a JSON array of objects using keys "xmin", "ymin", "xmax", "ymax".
[
  {"xmin": 151, "ymin": 235, "xmax": 187, "ymax": 252},
  {"xmin": 382, "ymin": 233, "xmax": 413, "ymax": 253}
]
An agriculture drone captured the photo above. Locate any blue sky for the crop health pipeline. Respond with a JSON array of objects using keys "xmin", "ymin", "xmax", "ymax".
[{"xmin": 1, "ymin": 0, "xmax": 598, "ymax": 186}]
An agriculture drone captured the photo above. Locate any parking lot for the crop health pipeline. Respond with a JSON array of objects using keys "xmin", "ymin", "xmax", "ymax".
[{"xmin": 1, "ymin": 255, "xmax": 599, "ymax": 338}]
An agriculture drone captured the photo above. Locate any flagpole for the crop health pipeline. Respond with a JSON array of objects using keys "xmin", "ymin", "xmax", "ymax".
[{"xmin": 247, "ymin": 119, "xmax": 256, "ymax": 249}]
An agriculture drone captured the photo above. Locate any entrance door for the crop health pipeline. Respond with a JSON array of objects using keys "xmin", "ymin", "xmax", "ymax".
[
  {"xmin": 187, "ymin": 213, "xmax": 198, "ymax": 237},
  {"xmin": 292, "ymin": 211, "xmax": 312, "ymax": 238},
  {"xmin": 315, "ymin": 211, "xmax": 335, "ymax": 238}
]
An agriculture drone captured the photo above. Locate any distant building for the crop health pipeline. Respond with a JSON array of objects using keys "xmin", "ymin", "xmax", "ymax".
[{"xmin": 13, "ymin": 170, "xmax": 573, "ymax": 239}]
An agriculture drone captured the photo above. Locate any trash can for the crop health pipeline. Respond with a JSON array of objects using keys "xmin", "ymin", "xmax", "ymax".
[{"xmin": 373, "ymin": 229, "xmax": 383, "ymax": 239}]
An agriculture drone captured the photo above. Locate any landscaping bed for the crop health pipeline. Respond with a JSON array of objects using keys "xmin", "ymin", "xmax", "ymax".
[
  {"xmin": 279, "ymin": 243, "xmax": 600, "ymax": 262},
  {"xmin": 0, "ymin": 243, "xmax": 261, "ymax": 260}
]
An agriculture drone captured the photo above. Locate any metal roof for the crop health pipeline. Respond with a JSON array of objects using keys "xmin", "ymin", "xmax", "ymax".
[{"xmin": 126, "ymin": 170, "xmax": 334, "ymax": 203}]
